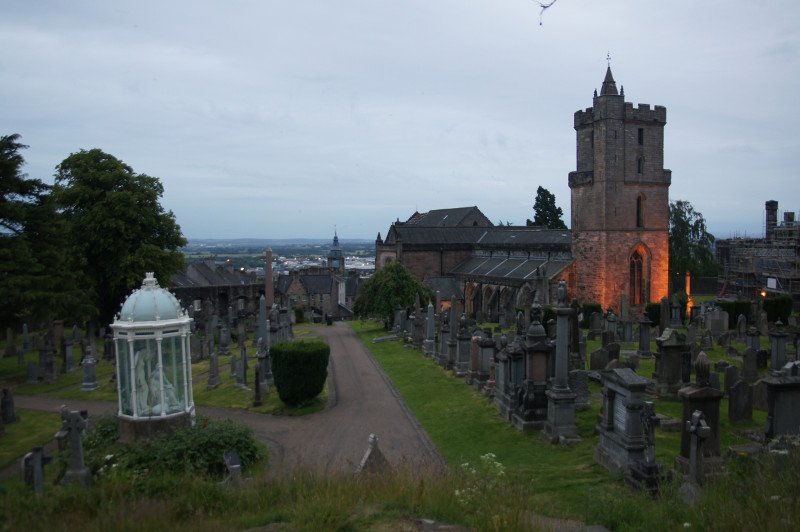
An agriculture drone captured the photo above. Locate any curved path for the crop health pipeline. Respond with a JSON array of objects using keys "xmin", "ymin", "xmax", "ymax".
[{"xmin": 14, "ymin": 322, "xmax": 445, "ymax": 477}]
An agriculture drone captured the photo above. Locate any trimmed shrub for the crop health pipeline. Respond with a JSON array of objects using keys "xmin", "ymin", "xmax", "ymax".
[
  {"xmin": 581, "ymin": 303, "xmax": 602, "ymax": 328},
  {"xmin": 271, "ymin": 340, "xmax": 330, "ymax": 406},
  {"xmin": 715, "ymin": 299, "xmax": 752, "ymax": 329},
  {"xmin": 84, "ymin": 416, "xmax": 263, "ymax": 478},
  {"xmin": 645, "ymin": 303, "xmax": 660, "ymax": 325},
  {"xmin": 763, "ymin": 295, "xmax": 793, "ymax": 323}
]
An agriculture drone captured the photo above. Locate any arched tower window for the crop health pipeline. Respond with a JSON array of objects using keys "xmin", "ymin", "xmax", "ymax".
[
  {"xmin": 630, "ymin": 251, "xmax": 644, "ymax": 305},
  {"xmin": 636, "ymin": 194, "xmax": 645, "ymax": 228}
]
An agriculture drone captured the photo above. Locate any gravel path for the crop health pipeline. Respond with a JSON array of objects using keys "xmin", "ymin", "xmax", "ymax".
[{"xmin": 13, "ymin": 322, "xmax": 445, "ymax": 477}]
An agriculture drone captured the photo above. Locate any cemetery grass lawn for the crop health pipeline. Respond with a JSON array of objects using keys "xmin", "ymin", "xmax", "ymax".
[
  {"xmin": 351, "ymin": 320, "xmax": 777, "ymax": 528},
  {"xmin": 0, "ymin": 409, "xmax": 60, "ymax": 469}
]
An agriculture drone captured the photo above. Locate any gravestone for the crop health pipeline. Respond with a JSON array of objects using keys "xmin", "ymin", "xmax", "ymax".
[
  {"xmin": 742, "ymin": 348, "xmax": 758, "ymax": 383},
  {"xmin": 26, "ymin": 362, "xmax": 38, "ymax": 384},
  {"xmin": 569, "ymin": 370, "xmax": 590, "ymax": 411},
  {"xmin": 676, "ymin": 354, "xmax": 723, "ymax": 478},
  {"xmin": 190, "ymin": 335, "xmax": 201, "ymax": 363},
  {"xmin": 1, "ymin": 389, "xmax": 17, "ymax": 424},
  {"xmin": 455, "ymin": 314, "xmax": 471, "ymax": 377},
  {"xmin": 763, "ymin": 361, "xmax": 800, "ymax": 439},
  {"xmin": 22, "ymin": 323, "xmax": 30, "ymax": 352},
  {"xmin": 239, "ymin": 344, "xmax": 249, "ymax": 390},
  {"xmin": 61, "ymin": 340, "xmax": 75, "ymax": 374},
  {"xmin": 659, "ymin": 298, "xmax": 669, "ymax": 334},
  {"xmin": 21, "ymin": 447, "xmax": 52, "ymax": 497},
  {"xmin": 746, "ymin": 327, "xmax": 760, "ymax": 351},
  {"xmin": 423, "ymin": 303, "xmax": 436, "ymax": 358},
  {"xmin": 626, "ymin": 400, "xmax": 667, "ymax": 494},
  {"xmin": 219, "ymin": 326, "xmax": 231, "ymax": 356},
  {"xmin": 512, "ymin": 311, "xmax": 550, "ymax": 431},
  {"xmin": 601, "ymin": 330, "xmax": 615, "ymax": 348},
  {"xmin": 622, "ymin": 321, "xmax": 633, "ymax": 343},
  {"xmin": 55, "ymin": 408, "xmax": 91, "ymax": 487},
  {"xmin": 606, "ymin": 342, "xmax": 620, "ymax": 362},
  {"xmin": 355, "ymin": 434, "xmax": 391, "ymax": 475},
  {"xmin": 757, "ymin": 349, "xmax": 769, "ymax": 369},
  {"xmin": 80, "ymin": 346, "xmax": 99, "ymax": 392},
  {"xmin": 757, "ymin": 310, "xmax": 769, "ymax": 337},
  {"xmin": 654, "ymin": 329, "xmax": 686, "ymax": 398},
  {"xmin": 590, "ymin": 348, "xmax": 609, "ymax": 371},
  {"xmin": 736, "ymin": 314, "xmax": 747, "ymax": 343},
  {"xmin": 686, "ymin": 322, "xmax": 698, "ymax": 346},
  {"xmin": 669, "ymin": 294, "xmax": 683, "ymax": 328},
  {"xmin": 207, "ymin": 352, "xmax": 220, "ymax": 390},
  {"xmin": 588, "ymin": 312, "xmax": 602, "ymax": 341},
  {"xmin": 679, "ymin": 410, "xmax": 713, "ymax": 505},
  {"xmin": 700, "ymin": 330, "xmax": 713, "ymax": 350},
  {"xmin": 724, "ymin": 366, "xmax": 739, "ymax": 397},
  {"xmin": 595, "ymin": 367, "xmax": 650, "ymax": 473},
  {"xmin": 637, "ymin": 319, "xmax": 653, "ymax": 358},
  {"xmin": 252, "ymin": 365, "xmax": 263, "ymax": 407},
  {"xmin": 103, "ymin": 334, "xmax": 115, "ymax": 361},
  {"xmin": 753, "ymin": 379, "xmax": 768, "ymax": 411},
  {"xmin": 728, "ymin": 380, "xmax": 753, "ymax": 423},
  {"xmin": 770, "ymin": 325, "xmax": 787, "ymax": 372},
  {"xmin": 222, "ymin": 451, "xmax": 242, "ymax": 487},
  {"xmin": 708, "ymin": 372, "xmax": 721, "ymax": 392},
  {"xmin": 541, "ymin": 282, "xmax": 580, "ymax": 445}
]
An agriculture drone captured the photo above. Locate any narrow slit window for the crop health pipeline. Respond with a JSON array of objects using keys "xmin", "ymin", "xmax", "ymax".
[{"xmin": 638, "ymin": 128, "xmax": 644, "ymax": 145}]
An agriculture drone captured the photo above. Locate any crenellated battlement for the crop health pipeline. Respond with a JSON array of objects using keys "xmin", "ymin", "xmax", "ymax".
[
  {"xmin": 625, "ymin": 103, "xmax": 667, "ymax": 123},
  {"xmin": 574, "ymin": 108, "xmax": 595, "ymax": 127}
]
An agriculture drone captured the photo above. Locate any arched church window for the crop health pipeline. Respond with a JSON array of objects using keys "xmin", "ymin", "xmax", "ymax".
[{"xmin": 630, "ymin": 252, "xmax": 644, "ymax": 305}]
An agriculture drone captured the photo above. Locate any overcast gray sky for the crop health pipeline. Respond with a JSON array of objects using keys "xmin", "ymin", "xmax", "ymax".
[{"xmin": 2, "ymin": 1, "xmax": 798, "ymax": 240}]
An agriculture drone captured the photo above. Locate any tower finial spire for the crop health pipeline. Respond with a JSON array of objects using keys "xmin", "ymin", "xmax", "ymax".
[{"xmin": 606, "ymin": 51, "xmax": 611, "ymax": 67}]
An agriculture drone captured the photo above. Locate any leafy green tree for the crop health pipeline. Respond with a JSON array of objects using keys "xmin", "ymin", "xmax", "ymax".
[
  {"xmin": 353, "ymin": 261, "xmax": 434, "ymax": 323},
  {"xmin": 526, "ymin": 186, "xmax": 567, "ymax": 229},
  {"xmin": 669, "ymin": 199, "xmax": 718, "ymax": 288},
  {"xmin": 54, "ymin": 149, "xmax": 186, "ymax": 323},
  {"xmin": 0, "ymin": 134, "xmax": 88, "ymax": 325}
]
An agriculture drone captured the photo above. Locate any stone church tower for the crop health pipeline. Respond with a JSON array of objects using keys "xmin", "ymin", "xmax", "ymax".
[{"xmin": 569, "ymin": 67, "xmax": 670, "ymax": 314}]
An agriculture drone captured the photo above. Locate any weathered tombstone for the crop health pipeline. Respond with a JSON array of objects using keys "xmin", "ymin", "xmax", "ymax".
[
  {"xmin": 541, "ymin": 281, "xmax": 580, "ymax": 445},
  {"xmin": 757, "ymin": 310, "xmax": 769, "ymax": 337},
  {"xmin": 446, "ymin": 296, "xmax": 458, "ymax": 370},
  {"xmin": 61, "ymin": 339, "xmax": 75, "ymax": 374},
  {"xmin": 423, "ymin": 303, "xmax": 436, "ymax": 358},
  {"xmin": 231, "ymin": 354, "xmax": 240, "ymax": 383},
  {"xmin": 679, "ymin": 410, "xmax": 713, "ymax": 504},
  {"xmin": 708, "ymin": 371, "xmax": 721, "ymax": 392},
  {"xmin": 746, "ymin": 326, "xmax": 760, "ymax": 351},
  {"xmin": 686, "ymin": 322, "xmax": 697, "ymax": 346},
  {"xmin": 742, "ymin": 348, "xmax": 758, "ymax": 383},
  {"xmin": 190, "ymin": 335, "xmax": 201, "ymax": 363},
  {"xmin": 26, "ymin": 362, "xmax": 38, "ymax": 384},
  {"xmin": 654, "ymin": 328, "xmax": 686, "ymax": 398},
  {"xmin": 606, "ymin": 342, "xmax": 620, "ymax": 362},
  {"xmin": 669, "ymin": 294, "xmax": 683, "ymax": 328},
  {"xmin": 219, "ymin": 326, "xmax": 231, "ymax": 356},
  {"xmin": 355, "ymin": 433, "xmax": 390, "ymax": 475},
  {"xmin": 43, "ymin": 347, "xmax": 57, "ymax": 385},
  {"xmin": 1, "ymin": 389, "xmax": 17, "ymax": 424},
  {"xmin": 728, "ymin": 380, "xmax": 753, "ymax": 423},
  {"xmin": 676, "ymin": 354, "xmax": 723, "ymax": 478},
  {"xmin": 757, "ymin": 349, "xmax": 770, "ymax": 369},
  {"xmin": 438, "ymin": 309, "xmax": 450, "ymax": 366},
  {"xmin": 252, "ymin": 365, "xmax": 263, "ymax": 407},
  {"xmin": 769, "ymin": 323, "xmax": 787, "ymax": 372},
  {"xmin": 239, "ymin": 344, "xmax": 249, "ymax": 389},
  {"xmin": 736, "ymin": 314, "xmax": 747, "ymax": 343},
  {"xmin": 753, "ymin": 379, "xmax": 768, "ymax": 411},
  {"xmin": 512, "ymin": 308, "xmax": 550, "ymax": 431},
  {"xmin": 103, "ymin": 334, "xmax": 115, "ymax": 361},
  {"xmin": 659, "ymin": 298, "xmax": 669, "ymax": 334},
  {"xmin": 21, "ymin": 447, "xmax": 52, "ymax": 497},
  {"xmin": 569, "ymin": 370, "xmax": 590, "ymax": 411},
  {"xmin": 207, "ymin": 352, "xmax": 220, "ymax": 390},
  {"xmin": 222, "ymin": 451, "xmax": 242, "ymax": 486},
  {"xmin": 724, "ymin": 366, "xmax": 740, "ymax": 397},
  {"xmin": 637, "ymin": 319, "xmax": 653, "ymax": 358},
  {"xmin": 590, "ymin": 348, "xmax": 609, "ymax": 371},
  {"xmin": 80, "ymin": 346, "xmax": 99, "ymax": 392},
  {"xmin": 588, "ymin": 312, "xmax": 602, "ymax": 341},
  {"xmin": 763, "ymin": 361, "xmax": 800, "ymax": 439},
  {"xmin": 595, "ymin": 367, "xmax": 650, "ymax": 473},
  {"xmin": 21, "ymin": 323, "xmax": 30, "ymax": 352},
  {"xmin": 601, "ymin": 330, "xmax": 615, "ymax": 348},
  {"xmin": 55, "ymin": 408, "xmax": 91, "ymax": 487},
  {"xmin": 626, "ymin": 400, "xmax": 667, "ymax": 494}
]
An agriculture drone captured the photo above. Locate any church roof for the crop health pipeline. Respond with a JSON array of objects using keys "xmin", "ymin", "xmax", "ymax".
[
  {"xmin": 450, "ymin": 254, "xmax": 573, "ymax": 285},
  {"xmin": 384, "ymin": 225, "xmax": 571, "ymax": 251},
  {"xmin": 300, "ymin": 274, "xmax": 333, "ymax": 295},
  {"xmin": 403, "ymin": 206, "xmax": 491, "ymax": 227},
  {"xmin": 600, "ymin": 66, "xmax": 619, "ymax": 96},
  {"xmin": 425, "ymin": 276, "xmax": 464, "ymax": 300}
]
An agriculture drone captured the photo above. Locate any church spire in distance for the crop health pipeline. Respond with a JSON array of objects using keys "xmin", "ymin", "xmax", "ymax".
[{"xmin": 600, "ymin": 52, "xmax": 618, "ymax": 96}]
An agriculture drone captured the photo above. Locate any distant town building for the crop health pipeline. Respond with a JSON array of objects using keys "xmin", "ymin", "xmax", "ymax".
[{"xmin": 716, "ymin": 201, "xmax": 799, "ymax": 306}]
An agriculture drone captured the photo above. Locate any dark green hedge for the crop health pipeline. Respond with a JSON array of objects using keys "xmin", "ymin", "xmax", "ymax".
[
  {"xmin": 763, "ymin": 295, "xmax": 793, "ymax": 323},
  {"xmin": 271, "ymin": 340, "xmax": 329, "ymax": 406},
  {"xmin": 645, "ymin": 303, "xmax": 660, "ymax": 326},
  {"xmin": 715, "ymin": 299, "xmax": 752, "ymax": 329}
]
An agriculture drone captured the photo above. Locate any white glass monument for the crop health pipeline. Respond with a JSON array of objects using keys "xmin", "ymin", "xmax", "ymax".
[{"xmin": 111, "ymin": 273, "xmax": 194, "ymax": 439}]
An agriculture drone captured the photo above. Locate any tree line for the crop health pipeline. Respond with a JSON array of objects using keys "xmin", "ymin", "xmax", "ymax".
[{"xmin": 0, "ymin": 134, "xmax": 186, "ymax": 329}]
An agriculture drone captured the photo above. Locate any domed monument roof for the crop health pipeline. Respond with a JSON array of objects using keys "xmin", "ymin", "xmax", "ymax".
[{"xmin": 119, "ymin": 272, "xmax": 182, "ymax": 322}]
